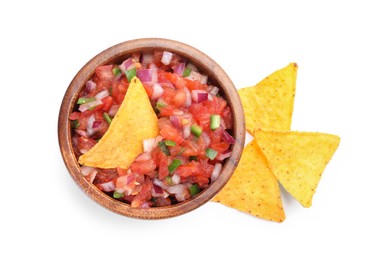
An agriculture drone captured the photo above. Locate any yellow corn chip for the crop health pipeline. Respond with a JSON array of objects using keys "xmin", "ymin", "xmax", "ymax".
[
  {"xmin": 238, "ymin": 63, "xmax": 297, "ymax": 134},
  {"xmin": 254, "ymin": 130, "xmax": 340, "ymax": 208},
  {"xmin": 213, "ymin": 140, "xmax": 285, "ymax": 222},
  {"xmin": 78, "ymin": 77, "xmax": 159, "ymax": 169}
]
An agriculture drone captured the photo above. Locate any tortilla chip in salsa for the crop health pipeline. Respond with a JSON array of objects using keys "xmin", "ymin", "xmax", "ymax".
[{"xmin": 78, "ymin": 77, "xmax": 159, "ymax": 169}]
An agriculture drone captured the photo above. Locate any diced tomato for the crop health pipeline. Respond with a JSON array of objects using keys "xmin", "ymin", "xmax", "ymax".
[
  {"xmin": 95, "ymin": 121, "xmax": 109, "ymax": 139},
  {"xmin": 176, "ymin": 161, "xmax": 199, "ymax": 178},
  {"xmin": 159, "ymin": 105, "xmax": 176, "ymax": 117},
  {"xmin": 94, "ymin": 65, "xmax": 114, "ymax": 91},
  {"xmin": 186, "ymin": 78, "xmax": 208, "ymax": 91},
  {"xmin": 116, "ymin": 167, "xmax": 128, "ymax": 176},
  {"xmin": 158, "ymin": 154, "xmax": 169, "ymax": 180},
  {"xmin": 153, "ymin": 197, "xmax": 172, "ymax": 207},
  {"xmin": 157, "ymin": 117, "xmax": 172, "ymax": 130},
  {"xmin": 96, "ymin": 65, "xmax": 114, "ymax": 81},
  {"xmin": 190, "ymin": 103, "xmax": 210, "ymax": 128},
  {"xmin": 111, "ymin": 78, "xmax": 128, "ymax": 104},
  {"xmin": 160, "ymin": 125, "xmax": 184, "ymax": 145},
  {"xmin": 169, "ymin": 53, "xmax": 182, "ymax": 68},
  {"xmin": 181, "ymin": 139, "xmax": 199, "ymax": 157},
  {"xmin": 93, "ymin": 169, "xmax": 118, "ymax": 185},
  {"xmin": 131, "ymin": 159, "xmax": 157, "ymax": 174},
  {"xmin": 210, "ymin": 142, "xmax": 230, "ymax": 154},
  {"xmin": 173, "ymin": 89, "xmax": 187, "ymax": 107},
  {"xmin": 168, "ymin": 145, "xmax": 184, "ymax": 156},
  {"xmin": 153, "ymin": 50, "xmax": 163, "ymax": 66},
  {"xmin": 161, "ymin": 87, "xmax": 176, "ymax": 104},
  {"xmin": 221, "ymin": 106, "xmax": 233, "ymax": 129},
  {"xmin": 77, "ymin": 136, "xmax": 96, "ymax": 153},
  {"xmin": 131, "ymin": 177, "xmax": 152, "ymax": 208},
  {"xmin": 205, "ymin": 96, "xmax": 227, "ymax": 115},
  {"xmin": 69, "ymin": 112, "xmax": 80, "ymax": 120},
  {"xmin": 101, "ymin": 96, "xmax": 113, "ymax": 112},
  {"xmin": 142, "ymin": 83, "xmax": 154, "ymax": 98}
]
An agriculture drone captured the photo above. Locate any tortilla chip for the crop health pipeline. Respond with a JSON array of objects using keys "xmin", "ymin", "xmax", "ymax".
[
  {"xmin": 78, "ymin": 77, "xmax": 158, "ymax": 169},
  {"xmin": 212, "ymin": 140, "xmax": 285, "ymax": 222},
  {"xmin": 254, "ymin": 130, "xmax": 340, "ymax": 208},
  {"xmin": 238, "ymin": 63, "xmax": 297, "ymax": 134}
]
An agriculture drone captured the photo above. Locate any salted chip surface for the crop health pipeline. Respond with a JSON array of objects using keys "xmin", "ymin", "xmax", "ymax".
[
  {"xmin": 238, "ymin": 63, "xmax": 297, "ymax": 134},
  {"xmin": 213, "ymin": 140, "xmax": 285, "ymax": 222},
  {"xmin": 78, "ymin": 77, "xmax": 158, "ymax": 169},
  {"xmin": 254, "ymin": 130, "xmax": 340, "ymax": 208}
]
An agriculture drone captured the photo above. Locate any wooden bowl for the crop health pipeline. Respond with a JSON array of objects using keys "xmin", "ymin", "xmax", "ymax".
[{"xmin": 58, "ymin": 38, "xmax": 245, "ymax": 219}]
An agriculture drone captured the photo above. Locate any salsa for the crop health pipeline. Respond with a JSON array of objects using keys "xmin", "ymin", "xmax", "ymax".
[{"xmin": 70, "ymin": 50, "xmax": 235, "ymax": 208}]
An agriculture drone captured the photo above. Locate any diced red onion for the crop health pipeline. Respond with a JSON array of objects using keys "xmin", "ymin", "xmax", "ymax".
[
  {"xmin": 186, "ymin": 63, "xmax": 198, "ymax": 72},
  {"xmin": 140, "ymin": 202, "xmax": 150, "ymax": 209},
  {"xmin": 173, "ymin": 62, "xmax": 185, "ymax": 76},
  {"xmin": 175, "ymin": 193, "xmax": 187, "ymax": 202},
  {"xmin": 137, "ymin": 69, "xmax": 157, "ymax": 83},
  {"xmin": 183, "ymin": 87, "xmax": 192, "ymax": 107},
  {"xmin": 134, "ymin": 152, "xmax": 152, "ymax": 162},
  {"xmin": 186, "ymin": 70, "xmax": 203, "ymax": 82},
  {"xmin": 142, "ymin": 53, "xmax": 154, "ymax": 65},
  {"xmin": 183, "ymin": 124, "xmax": 191, "ymax": 139},
  {"xmin": 222, "ymin": 130, "xmax": 236, "ymax": 144},
  {"xmin": 78, "ymin": 99, "xmax": 102, "ymax": 112},
  {"xmin": 201, "ymin": 132, "xmax": 211, "ymax": 146},
  {"xmin": 119, "ymin": 58, "xmax": 133, "ymax": 73},
  {"xmin": 108, "ymin": 104, "xmax": 119, "ymax": 117},
  {"xmin": 171, "ymin": 174, "xmax": 181, "ymax": 185},
  {"xmin": 167, "ymin": 184, "xmax": 186, "ymax": 194},
  {"xmin": 80, "ymin": 149, "xmax": 88, "ymax": 154},
  {"xmin": 100, "ymin": 181, "xmax": 116, "ymax": 192},
  {"xmin": 216, "ymin": 151, "xmax": 232, "ymax": 161},
  {"xmin": 86, "ymin": 115, "xmax": 96, "ymax": 136},
  {"xmin": 75, "ymin": 129, "xmax": 88, "ymax": 137},
  {"xmin": 220, "ymin": 119, "xmax": 227, "ymax": 130},
  {"xmin": 161, "ymin": 51, "xmax": 173, "ymax": 65},
  {"xmin": 173, "ymin": 109, "xmax": 184, "ymax": 116},
  {"xmin": 115, "ymin": 175, "xmax": 126, "ymax": 187},
  {"xmin": 151, "ymin": 184, "xmax": 164, "ymax": 197},
  {"xmin": 80, "ymin": 165, "xmax": 95, "ymax": 176},
  {"xmin": 211, "ymin": 163, "xmax": 222, "ymax": 182},
  {"xmin": 209, "ymin": 86, "xmax": 219, "ymax": 96},
  {"xmin": 151, "ymin": 83, "xmax": 164, "ymax": 100},
  {"xmin": 191, "ymin": 90, "xmax": 209, "ymax": 102},
  {"xmin": 143, "ymin": 138, "xmax": 156, "ymax": 153},
  {"xmin": 153, "ymin": 178, "xmax": 168, "ymax": 190},
  {"xmin": 200, "ymin": 74, "xmax": 208, "ymax": 84},
  {"xmin": 80, "ymin": 166, "xmax": 98, "ymax": 183},
  {"xmin": 85, "ymin": 80, "xmax": 96, "ymax": 94},
  {"xmin": 85, "ymin": 170, "xmax": 97, "ymax": 183},
  {"xmin": 198, "ymin": 93, "xmax": 209, "ymax": 102},
  {"xmin": 170, "ymin": 115, "xmax": 181, "ymax": 129},
  {"xmin": 149, "ymin": 63, "xmax": 158, "ymax": 70},
  {"xmin": 95, "ymin": 90, "xmax": 109, "ymax": 100},
  {"xmin": 92, "ymin": 120, "xmax": 102, "ymax": 129}
]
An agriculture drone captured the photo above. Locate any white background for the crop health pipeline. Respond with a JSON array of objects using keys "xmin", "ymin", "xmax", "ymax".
[{"xmin": 1, "ymin": 0, "xmax": 389, "ymax": 259}]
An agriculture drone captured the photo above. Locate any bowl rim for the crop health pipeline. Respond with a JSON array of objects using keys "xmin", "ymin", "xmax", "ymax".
[{"xmin": 58, "ymin": 38, "xmax": 245, "ymax": 219}]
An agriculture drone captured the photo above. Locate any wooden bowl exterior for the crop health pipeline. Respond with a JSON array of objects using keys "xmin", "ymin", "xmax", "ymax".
[{"xmin": 58, "ymin": 38, "xmax": 245, "ymax": 219}]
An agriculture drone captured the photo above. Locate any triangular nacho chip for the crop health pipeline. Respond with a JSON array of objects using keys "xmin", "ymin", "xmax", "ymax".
[
  {"xmin": 213, "ymin": 140, "xmax": 285, "ymax": 222},
  {"xmin": 238, "ymin": 63, "xmax": 297, "ymax": 134},
  {"xmin": 254, "ymin": 130, "xmax": 340, "ymax": 207},
  {"xmin": 78, "ymin": 77, "xmax": 158, "ymax": 169}
]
